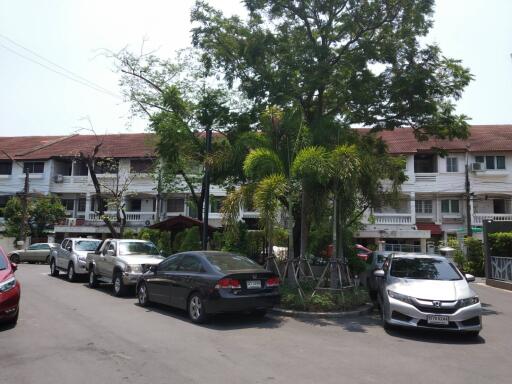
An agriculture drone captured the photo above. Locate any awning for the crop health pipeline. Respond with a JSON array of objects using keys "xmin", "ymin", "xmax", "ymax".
[
  {"xmin": 416, "ymin": 223, "xmax": 442, "ymax": 236},
  {"xmin": 149, "ymin": 215, "xmax": 217, "ymax": 234}
]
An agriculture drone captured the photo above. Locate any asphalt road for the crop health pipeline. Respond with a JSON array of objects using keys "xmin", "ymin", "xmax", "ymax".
[{"xmin": 1, "ymin": 265, "xmax": 511, "ymax": 384}]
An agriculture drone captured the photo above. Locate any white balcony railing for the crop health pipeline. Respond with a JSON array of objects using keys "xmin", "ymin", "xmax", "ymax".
[
  {"xmin": 473, "ymin": 213, "xmax": 512, "ymax": 225},
  {"xmin": 384, "ymin": 243, "xmax": 421, "ymax": 253},
  {"xmin": 414, "ymin": 173, "xmax": 437, "ymax": 183},
  {"xmin": 373, "ymin": 214, "xmax": 413, "ymax": 225},
  {"xmin": 87, "ymin": 211, "xmax": 156, "ymax": 223}
]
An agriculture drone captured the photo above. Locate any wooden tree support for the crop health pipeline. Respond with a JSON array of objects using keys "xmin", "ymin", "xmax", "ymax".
[
  {"xmin": 264, "ymin": 254, "xmax": 282, "ymax": 280},
  {"xmin": 281, "ymin": 258, "xmax": 305, "ymax": 303},
  {"xmin": 294, "ymin": 256, "xmax": 315, "ymax": 281},
  {"xmin": 313, "ymin": 258, "xmax": 353, "ymax": 296}
]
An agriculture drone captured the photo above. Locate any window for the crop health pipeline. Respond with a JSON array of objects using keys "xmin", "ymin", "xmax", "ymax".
[
  {"xmin": 159, "ymin": 255, "xmax": 182, "ymax": 272},
  {"xmin": 0, "ymin": 161, "xmax": 12, "ymax": 175},
  {"xmin": 77, "ymin": 198, "xmax": 86, "ymax": 212},
  {"xmin": 205, "ymin": 254, "xmax": 260, "ymax": 273},
  {"xmin": 178, "ymin": 255, "xmax": 203, "ymax": 273},
  {"xmin": 118, "ymin": 241, "xmax": 159, "ymax": 256},
  {"xmin": 94, "ymin": 159, "xmax": 118, "ymax": 174},
  {"xmin": 73, "ymin": 160, "xmax": 89, "ymax": 176},
  {"xmin": 441, "ymin": 199, "xmax": 460, "ymax": 214},
  {"xmin": 446, "ymin": 157, "xmax": 458, "ymax": 172},
  {"xmin": 389, "ymin": 257, "xmax": 461, "ymax": 280},
  {"xmin": 475, "ymin": 155, "xmax": 505, "ymax": 170},
  {"xmin": 23, "ymin": 161, "xmax": 44, "ymax": 174},
  {"xmin": 61, "ymin": 199, "xmax": 74, "ymax": 211},
  {"xmin": 167, "ymin": 198, "xmax": 185, "ymax": 213},
  {"xmin": 129, "ymin": 199, "xmax": 142, "ymax": 212},
  {"xmin": 210, "ymin": 196, "xmax": 225, "ymax": 213},
  {"xmin": 414, "ymin": 154, "xmax": 437, "ymax": 173},
  {"xmin": 415, "ymin": 200, "xmax": 433, "ymax": 214},
  {"xmin": 493, "ymin": 199, "xmax": 510, "ymax": 214},
  {"xmin": 74, "ymin": 240, "xmax": 101, "ymax": 252},
  {"xmin": 130, "ymin": 159, "xmax": 153, "ymax": 173}
]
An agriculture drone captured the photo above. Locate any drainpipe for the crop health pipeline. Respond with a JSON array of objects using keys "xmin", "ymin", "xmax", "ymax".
[{"xmin": 465, "ymin": 147, "xmax": 473, "ymax": 237}]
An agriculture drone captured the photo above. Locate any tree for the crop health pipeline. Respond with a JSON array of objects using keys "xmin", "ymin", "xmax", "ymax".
[{"xmin": 4, "ymin": 195, "xmax": 66, "ymax": 240}]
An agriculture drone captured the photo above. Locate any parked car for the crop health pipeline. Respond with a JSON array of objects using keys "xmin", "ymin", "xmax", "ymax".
[
  {"xmin": 0, "ymin": 247, "xmax": 20, "ymax": 326},
  {"xmin": 49, "ymin": 238, "xmax": 102, "ymax": 281},
  {"xmin": 136, "ymin": 251, "xmax": 281, "ymax": 323},
  {"xmin": 9, "ymin": 243, "xmax": 59, "ymax": 264},
  {"xmin": 366, "ymin": 251, "xmax": 394, "ymax": 300},
  {"xmin": 355, "ymin": 244, "xmax": 372, "ymax": 261},
  {"xmin": 86, "ymin": 239, "xmax": 164, "ymax": 296},
  {"xmin": 374, "ymin": 253, "xmax": 482, "ymax": 337}
]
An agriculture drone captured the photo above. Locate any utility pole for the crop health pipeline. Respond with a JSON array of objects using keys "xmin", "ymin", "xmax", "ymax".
[
  {"xmin": 19, "ymin": 167, "xmax": 30, "ymax": 244},
  {"xmin": 465, "ymin": 149, "xmax": 473, "ymax": 237},
  {"xmin": 202, "ymin": 125, "xmax": 212, "ymax": 250}
]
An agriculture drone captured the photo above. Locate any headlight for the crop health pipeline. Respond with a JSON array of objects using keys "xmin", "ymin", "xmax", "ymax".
[
  {"xmin": 0, "ymin": 276, "xmax": 17, "ymax": 293},
  {"xmin": 77, "ymin": 254, "xmax": 87, "ymax": 262},
  {"xmin": 459, "ymin": 296, "xmax": 479, "ymax": 307},
  {"xmin": 387, "ymin": 290, "xmax": 413, "ymax": 304},
  {"xmin": 126, "ymin": 264, "xmax": 142, "ymax": 273}
]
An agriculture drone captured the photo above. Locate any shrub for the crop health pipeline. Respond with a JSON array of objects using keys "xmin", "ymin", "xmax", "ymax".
[
  {"xmin": 465, "ymin": 237, "xmax": 484, "ymax": 276},
  {"xmin": 488, "ymin": 232, "xmax": 512, "ymax": 257},
  {"xmin": 179, "ymin": 227, "xmax": 201, "ymax": 252}
]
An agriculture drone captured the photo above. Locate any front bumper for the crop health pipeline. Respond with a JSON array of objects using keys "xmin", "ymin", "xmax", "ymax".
[
  {"xmin": 205, "ymin": 291, "xmax": 281, "ymax": 314},
  {"xmin": 122, "ymin": 272, "xmax": 142, "ymax": 286},
  {"xmin": 385, "ymin": 297, "xmax": 482, "ymax": 332},
  {"xmin": 0, "ymin": 283, "xmax": 20, "ymax": 322},
  {"xmin": 75, "ymin": 260, "xmax": 89, "ymax": 274}
]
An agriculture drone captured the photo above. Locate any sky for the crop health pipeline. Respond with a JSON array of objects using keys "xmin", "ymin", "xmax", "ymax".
[{"xmin": 0, "ymin": 0, "xmax": 511, "ymax": 137}]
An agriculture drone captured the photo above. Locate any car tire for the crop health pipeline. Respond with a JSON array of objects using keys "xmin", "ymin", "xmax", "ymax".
[
  {"xmin": 67, "ymin": 263, "xmax": 76, "ymax": 282},
  {"xmin": 88, "ymin": 268, "xmax": 99, "ymax": 288},
  {"xmin": 10, "ymin": 254, "xmax": 20, "ymax": 264},
  {"xmin": 137, "ymin": 282, "xmax": 150, "ymax": 307},
  {"xmin": 188, "ymin": 293, "xmax": 208, "ymax": 324},
  {"xmin": 50, "ymin": 259, "xmax": 59, "ymax": 277},
  {"xmin": 113, "ymin": 272, "xmax": 127, "ymax": 297}
]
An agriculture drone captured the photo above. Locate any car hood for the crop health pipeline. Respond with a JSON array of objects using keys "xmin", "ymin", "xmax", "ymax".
[
  {"xmin": 0, "ymin": 269, "xmax": 13, "ymax": 282},
  {"xmin": 388, "ymin": 278, "xmax": 474, "ymax": 301},
  {"xmin": 75, "ymin": 251, "xmax": 90, "ymax": 259},
  {"xmin": 118, "ymin": 255, "xmax": 164, "ymax": 265}
]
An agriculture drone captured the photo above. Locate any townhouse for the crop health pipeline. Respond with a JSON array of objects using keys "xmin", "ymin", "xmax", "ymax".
[{"xmin": 1, "ymin": 125, "xmax": 512, "ymax": 249}]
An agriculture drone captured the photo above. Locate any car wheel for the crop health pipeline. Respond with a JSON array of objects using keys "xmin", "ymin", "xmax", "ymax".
[
  {"xmin": 378, "ymin": 294, "xmax": 390, "ymax": 330},
  {"xmin": 50, "ymin": 259, "xmax": 59, "ymax": 277},
  {"xmin": 188, "ymin": 293, "xmax": 208, "ymax": 324},
  {"xmin": 67, "ymin": 263, "xmax": 76, "ymax": 282},
  {"xmin": 88, "ymin": 268, "xmax": 99, "ymax": 288},
  {"xmin": 10, "ymin": 254, "xmax": 20, "ymax": 264},
  {"xmin": 137, "ymin": 282, "xmax": 150, "ymax": 307},
  {"xmin": 113, "ymin": 272, "xmax": 127, "ymax": 297}
]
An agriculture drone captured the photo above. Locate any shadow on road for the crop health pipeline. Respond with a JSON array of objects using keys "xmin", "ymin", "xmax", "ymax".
[
  {"xmin": 481, "ymin": 302, "xmax": 501, "ymax": 316},
  {"xmin": 292, "ymin": 313, "xmax": 381, "ymax": 333},
  {"xmin": 136, "ymin": 302, "xmax": 285, "ymax": 330},
  {"xmin": 79, "ymin": 283, "xmax": 136, "ymax": 300},
  {"xmin": 0, "ymin": 322, "xmax": 17, "ymax": 333},
  {"xmin": 384, "ymin": 326, "xmax": 485, "ymax": 345}
]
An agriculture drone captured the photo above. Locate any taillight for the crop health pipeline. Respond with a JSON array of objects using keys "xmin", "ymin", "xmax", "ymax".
[
  {"xmin": 215, "ymin": 278, "xmax": 241, "ymax": 289},
  {"xmin": 266, "ymin": 277, "xmax": 280, "ymax": 288}
]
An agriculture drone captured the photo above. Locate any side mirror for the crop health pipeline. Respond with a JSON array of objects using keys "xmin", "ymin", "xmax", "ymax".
[
  {"xmin": 465, "ymin": 273, "xmax": 475, "ymax": 282},
  {"xmin": 11, "ymin": 263, "xmax": 17, "ymax": 272},
  {"xmin": 149, "ymin": 265, "xmax": 157, "ymax": 273},
  {"xmin": 373, "ymin": 269, "xmax": 385, "ymax": 278},
  {"xmin": 106, "ymin": 249, "xmax": 115, "ymax": 257},
  {"xmin": 66, "ymin": 246, "xmax": 72, "ymax": 252}
]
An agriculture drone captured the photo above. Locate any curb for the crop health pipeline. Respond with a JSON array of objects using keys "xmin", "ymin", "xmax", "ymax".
[{"xmin": 270, "ymin": 303, "xmax": 374, "ymax": 319}]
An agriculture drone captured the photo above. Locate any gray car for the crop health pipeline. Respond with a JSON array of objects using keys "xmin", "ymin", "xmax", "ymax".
[
  {"xmin": 49, "ymin": 238, "xmax": 102, "ymax": 281},
  {"xmin": 374, "ymin": 253, "xmax": 482, "ymax": 337},
  {"xmin": 9, "ymin": 243, "xmax": 59, "ymax": 264}
]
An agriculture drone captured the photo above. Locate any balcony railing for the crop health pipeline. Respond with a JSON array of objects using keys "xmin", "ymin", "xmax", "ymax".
[
  {"xmin": 373, "ymin": 214, "xmax": 413, "ymax": 225},
  {"xmin": 87, "ymin": 211, "xmax": 156, "ymax": 223},
  {"xmin": 384, "ymin": 243, "xmax": 421, "ymax": 253},
  {"xmin": 414, "ymin": 173, "xmax": 437, "ymax": 183},
  {"xmin": 473, "ymin": 213, "xmax": 512, "ymax": 225}
]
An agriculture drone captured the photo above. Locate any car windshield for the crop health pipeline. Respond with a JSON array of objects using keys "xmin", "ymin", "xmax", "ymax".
[
  {"xmin": 119, "ymin": 241, "xmax": 159, "ymax": 256},
  {"xmin": 206, "ymin": 254, "xmax": 262, "ymax": 272},
  {"xmin": 0, "ymin": 252, "xmax": 7, "ymax": 270},
  {"xmin": 75, "ymin": 240, "xmax": 101, "ymax": 251},
  {"xmin": 390, "ymin": 257, "xmax": 462, "ymax": 280}
]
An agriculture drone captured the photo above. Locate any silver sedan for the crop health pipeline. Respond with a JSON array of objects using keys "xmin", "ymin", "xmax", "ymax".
[{"xmin": 374, "ymin": 253, "xmax": 482, "ymax": 337}]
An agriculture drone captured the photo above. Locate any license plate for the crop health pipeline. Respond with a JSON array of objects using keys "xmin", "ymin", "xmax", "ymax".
[
  {"xmin": 427, "ymin": 315, "xmax": 449, "ymax": 325},
  {"xmin": 246, "ymin": 280, "xmax": 261, "ymax": 289}
]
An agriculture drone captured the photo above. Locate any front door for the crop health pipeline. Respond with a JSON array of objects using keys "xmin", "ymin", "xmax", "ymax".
[
  {"xmin": 172, "ymin": 255, "xmax": 204, "ymax": 310},
  {"xmin": 146, "ymin": 255, "xmax": 182, "ymax": 305}
]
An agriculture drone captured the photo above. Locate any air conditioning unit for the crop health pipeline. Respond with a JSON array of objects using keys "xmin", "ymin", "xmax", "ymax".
[
  {"xmin": 470, "ymin": 163, "xmax": 484, "ymax": 171},
  {"xmin": 54, "ymin": 174, "xmax": 64, "ymax": 183}
]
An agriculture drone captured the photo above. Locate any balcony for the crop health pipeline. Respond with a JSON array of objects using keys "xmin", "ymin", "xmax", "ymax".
[
  {"xmin": 414, "ymin": 173, "xmax": 437, "ymax": 183},
  {"xmin": 473, "ymin": 213, "xmax": 512, "ymax": 226},
  {"xmin": 373, "ymin": 213, "xmax": 413, "ymax": 225},
  {"xmin": 384, "ymin": 243, "xmax": 421, "ymax": 253},
  {"xmin": 87, "ymin": 211, "xmax": 156, "ymax": 224}
]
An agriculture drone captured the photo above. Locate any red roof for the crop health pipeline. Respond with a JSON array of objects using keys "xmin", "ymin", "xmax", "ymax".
[{"xmin": 416, "ymin": 223, "xmax": 443, "ymax": 236}]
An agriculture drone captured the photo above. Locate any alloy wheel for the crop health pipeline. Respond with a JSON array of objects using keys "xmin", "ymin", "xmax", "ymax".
[
  {"xmin": 189, "ymin": 296, "xmax": 202, "ymax": 321},
  {"xmin": 114, "ymin": 276, "xmax": 121, "ymax": 294},
  {"xmin": 138, "ymin": 284, "xmax": 148, "ymax": 306}
]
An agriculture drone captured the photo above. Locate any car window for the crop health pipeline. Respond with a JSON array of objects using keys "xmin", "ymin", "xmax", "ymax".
[
  {"xmin": 75, "ymin": 240, "xmax": 101, "ymax": 251},
  {"xmin": 28, "ymin": 244, "xmax": 39, "ymax": 250},
  {"xmin": 205, "ymin": 253, "xmax": 262, "ymax": 273},
  {"xmin": 118, "ymin": 241, "xmax": 159, "ymax": 256},
  {"xmin": 0, "ymin": 251, "xmax": 7, "ymax": 270},
  {"xmin": 42, "ymin": 244, "xmax": 50, "ymax": 249},
  {"xmin": 178, "ymin": 255, "xmax": 203, "ymax": 273},
  {"xmin": 389, "ymin": 258, "xmax": 462, "ymax": 280},
  {"xmin": 107, "ymin": 242, "xmax": 116, "ymax": 254},
  {"xmin": 159, "ymin": 255, "xmax": 182, "ymax": 272},
  {"xmin": 61, "ymin": 240, "xmax": 69, "ymax": 249}
]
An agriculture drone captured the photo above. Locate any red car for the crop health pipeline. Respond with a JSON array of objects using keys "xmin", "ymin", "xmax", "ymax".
[{"xmin": 0, "ymin": 246, "xmax": 20, "ymax": 326}]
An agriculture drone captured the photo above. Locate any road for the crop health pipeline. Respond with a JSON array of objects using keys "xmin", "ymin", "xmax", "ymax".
[{"xmin": 1, "ymin": 265, "xmax": 511, "ymax": 384}]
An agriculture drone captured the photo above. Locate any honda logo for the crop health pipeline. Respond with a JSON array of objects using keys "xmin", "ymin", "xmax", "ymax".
[{"xmin": 432, "ymin": 301, "xmax": 442, "ymax": 308}]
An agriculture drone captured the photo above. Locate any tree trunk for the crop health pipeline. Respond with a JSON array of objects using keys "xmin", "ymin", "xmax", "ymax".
[{"xmin": 299, "ymin": 188, "xmax": 308, "ymax": 262}]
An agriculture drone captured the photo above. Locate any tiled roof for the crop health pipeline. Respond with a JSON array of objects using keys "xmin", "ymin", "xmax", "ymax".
[
  {"xmin": 1, "ymin": 125, "xmax": 512, "ymax": 160},
  {"xmin": 0, "ymin": 133, "xmax": 157, "ymax": 160}
]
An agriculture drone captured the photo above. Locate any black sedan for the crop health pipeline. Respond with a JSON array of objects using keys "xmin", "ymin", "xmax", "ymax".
[{"xmin": 136, "ymin": 251, "xmax": 281, "ymax": 323}]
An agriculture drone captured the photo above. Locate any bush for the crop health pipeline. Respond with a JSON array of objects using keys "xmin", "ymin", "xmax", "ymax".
[
  {"xmin": 179, "ymin": 227, "xmax": 201, "ymax": 252},
  {"xmin": 488, "ymin": 232, "xmax": 512, "ymax": 257},
  {"xmin": 465, "ymin": 237, "xmax": 484, "ymax": 276}
]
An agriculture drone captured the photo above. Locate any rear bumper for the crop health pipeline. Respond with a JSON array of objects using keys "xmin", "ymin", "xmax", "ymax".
[
  {"xmin": 0, "ymin": 283, "xmax": 20, "ymax": 322},
  {"xmin": 205, "ymin": 292, "xmax": 281, "ymax": 314},
  {"xmin": 385, "ymin": 297, "xmax": 482, "ymax": 332}
]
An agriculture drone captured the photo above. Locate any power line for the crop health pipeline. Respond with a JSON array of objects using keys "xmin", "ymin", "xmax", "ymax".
[{"xmin": 0, "ymin": 37, "xmax": 122, "ymax": 99}]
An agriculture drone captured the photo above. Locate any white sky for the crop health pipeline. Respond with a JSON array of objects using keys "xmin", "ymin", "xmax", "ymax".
[{"xmin": 0, "ymin": 0, "xmax": 511, "ymax": 137}]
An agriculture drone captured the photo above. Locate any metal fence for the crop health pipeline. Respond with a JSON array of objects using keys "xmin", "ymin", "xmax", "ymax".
[
  {"xmin": 384, "ymin": 243, "xmax": 421, "ymax": 253},
  {"xmin": 490, "ymin": 256, "xmax": 512, "ymax": 281}
]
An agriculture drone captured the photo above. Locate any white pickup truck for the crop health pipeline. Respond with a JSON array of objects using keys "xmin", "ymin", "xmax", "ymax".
[{"xmin": 85, "ymin": 239, "xmax": 165, "ymax": 296}]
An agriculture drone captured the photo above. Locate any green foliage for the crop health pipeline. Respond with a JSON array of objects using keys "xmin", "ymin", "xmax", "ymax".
[
  {"xmin": 178, "ymin": 227, "xmax": 202, "ymax": 252},
  {"xmin": 447, "ymin": 239, "xmax": 466, "ymax": 271},
  {"xmin": 122, "ymin": 228, "xmax": 137, "ymax": 239},
  {"xmin": 137, "ymin": 228, "xmax": 172, "ymax": 256},
  {"xmin": 243, "ymin": 148, "xmax": 284, "ymax": 180},
  {"xmin": 464, "ymin": 237, "xmax": 484, "ymax": 276},
  {"xmin": 488, "ymin": 232, "xmax": 512, "ymax": 257},
  {"xmin": 3, "ymin": 196, "xmax": 24, "ymax": 238}
]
